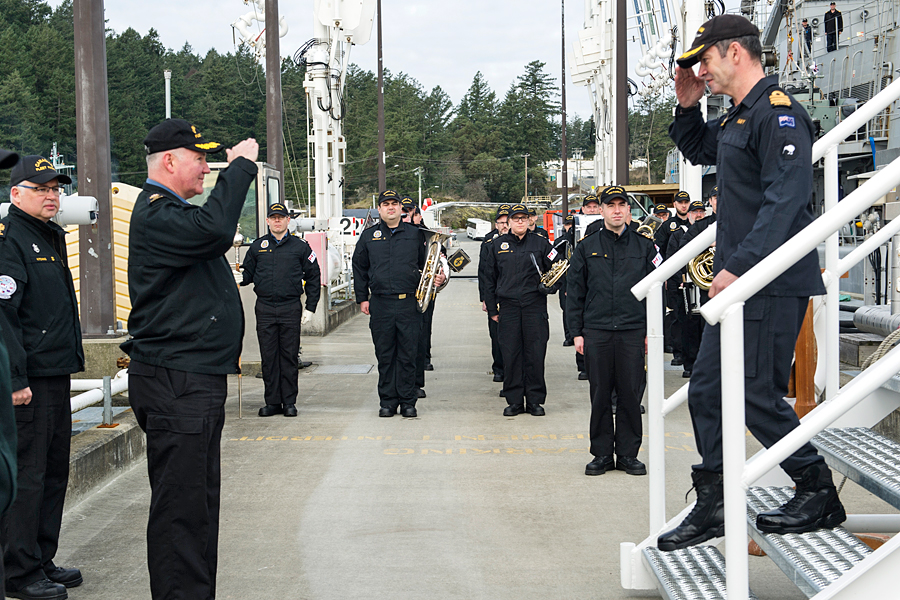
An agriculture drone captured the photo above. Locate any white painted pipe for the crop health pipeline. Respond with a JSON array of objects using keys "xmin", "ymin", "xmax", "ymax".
[
  {"xmin": 71, "ymin": 373, "xmax": 128, "ymax": 414},
  {"xmin": 647, "ymin": 282, "xmax": 666, "ymax": 536},
  {"xmin": 71, "ymin": 370, "xmax": 128, "ymax": 392},
  {"xmin": 661, "ymin": 382, "xmax": 690, "ymax": 416},
  {"xmin": 631, "ymin": 224, "xmax": 716, "ymax": 300},
  {"xmin": 843, "ymin": 514, "xmax": 900, "ymax": 534},
  {"xmin": 836, "ymin": 215, "xmax": 900, "ymax": 276}
]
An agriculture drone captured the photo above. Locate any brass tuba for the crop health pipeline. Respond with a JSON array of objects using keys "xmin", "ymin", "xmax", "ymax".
[
  {"xmin": 687, "ymin": 247, "xmax": 716, "ymax": 290},
  {"xmin": 416, "ymin": 229, "xmax": 451, "ymax": 313}
]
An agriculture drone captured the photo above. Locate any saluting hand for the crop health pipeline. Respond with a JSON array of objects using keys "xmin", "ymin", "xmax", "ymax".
[
  {"xmin": 226, "ymin": 138, "xmax": 259, "ymax": 164},
  {"xmin": 674, "ymin": 66, "xmax": 706, "ymax": 108}
]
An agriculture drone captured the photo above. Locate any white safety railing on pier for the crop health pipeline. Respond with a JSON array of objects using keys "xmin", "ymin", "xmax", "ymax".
[
  {"xmin": 626, "ymin": 75, "xmax": 900, "ymax": 598},
  {"xmin": 71, "ymin": 370, "xmax": 128, "ymax": 426}
]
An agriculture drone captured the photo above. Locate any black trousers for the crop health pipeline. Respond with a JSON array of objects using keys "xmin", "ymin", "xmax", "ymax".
[
  {"xmin": 668, "ymin": 290, "xmax": 684, "ymax": 360},
  {"xmin": 256, "ymin": 300, "xmax": 301, "ymax": 407},
  {"xmin": 498, "ymin": 301, "xmax": 549, "ymax": 407},
  {"xmin": 826, "ymin": 31, "xmax": 837, "ymax": 52},
  {"xmin": 688, "ymin": 295, "xmax": 824, "ymax": 474},
  {"xmin": 128, "ymin": 362, "xmax": 227, "ymax": 600},
  {"xmin": 369, "ymin": 295, "xmax": 421, "ymax": 409},
  {"xmin": 583, "ymin": 329, "xmax": 644, "ymax": 458},
  {"xmin": 559, "ymin": 280, "xmax": 570, "ymax": 341},
  {"xmin": 3, "ymin": 375, "xmax": 70, "ymax": 590},
  {"xmin": 415, "ymin": 301, "xmax": 435, "ymax": 389},
  {"xmin": 681, "ymin": 309, "xmax": 703, "ymax": 372},
  {"xmin": 487, "ymin": 314, "xmax": 504, "ymax": 378}
]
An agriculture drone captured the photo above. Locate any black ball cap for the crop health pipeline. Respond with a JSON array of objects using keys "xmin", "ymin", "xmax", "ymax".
[
  {"xmin": 11, "ymin": 155, "xmax": 71, "ymax": 186},
  {"xmin": 582, "ymin": 194, "xmax": 600, "ymax": 206},
  {"xmin": 0, "ymin": 149, "xmax": 18, "ymax": 171},
  {"xmin": 378, "ymin": 190, "xmax": 401, "ymax": 205},
  {"xmin": 677, "ymin": 15, "xmax": 760, "ymax": 68},
  {"xmin": 144, "ymin": 118, "xmax": 224, "ymax": 155},
  {"xmin": 599, "ymin": 186, "xmax": 629, "ymax": 204},
  {"xmin": 674, "ymin": 190, "xmax": 691, "ymax": 201},
  {"xmin": 495, "ymin": 207, "xmax": 510, "ymax": 219},
  {"xmin": 267, "ymin": 203, "xmax": 289, "ymax": 217},
  {"xmin": 688, "ymin": 200, "xmax": 706, "ymax": 211},
  {"xmin": 508, "ymin": 204, "xmax": 529, "ymax": 217},
  {"xmin": 564, "ymin": 214, "xmax": 574, "ymax": 223},
  {"xmin": 653, "ymin": 203, "xmax": 669, "ymax": 214}
]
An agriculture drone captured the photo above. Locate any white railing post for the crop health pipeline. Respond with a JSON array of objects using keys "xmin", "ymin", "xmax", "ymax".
[
  {"xmin": 647, "ymin": 280, "xmax": 666, "ymax": 535},
  {"xmin": 720, "ymin": 302, "xmax": 749, "ymax": 600},
  {"xmin": 824, "ymin": 146, "xmax": 840, "ymax": 401}
]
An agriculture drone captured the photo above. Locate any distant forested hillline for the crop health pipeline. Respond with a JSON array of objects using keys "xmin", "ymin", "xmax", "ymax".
[{"xmin": 0, "ymin": 0, "xmax": 673, "ymax": 205}]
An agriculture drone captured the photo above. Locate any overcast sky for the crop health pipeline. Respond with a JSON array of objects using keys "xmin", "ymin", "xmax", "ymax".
[{"xmin": 48, "ymin": 1, "xmax": 740, "ymax": 121}]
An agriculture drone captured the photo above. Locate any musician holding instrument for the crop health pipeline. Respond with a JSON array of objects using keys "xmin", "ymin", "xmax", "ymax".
[
  {"xmin": 659, "ymin": 14, "xmax": 844, "ymax": 551},
  {"xmin": 656, "ymin": 191, "xmax": 692, "ymax": 368},
  {"xmin": 240, "ymin": 203, "xmax": 321, "ymax": 418},
  {"xmin": 567, "ymin": 187, "xmax": 662, "ymax": 476},
  {"xmin": 679, "ymin": 187, "xmax": 718, "ymax": 313},
  {"xmin": 352, "ymin": 191, "xmax": 444, "ymax": 418},
  {"xmin": 478, "ymin": 206, "xmax": 510, "ymax": 386},
  {"xmin": 483, "ymin": 204, "xmax": 560, "ymax": 416},
  {"xmin": 124, "ymin": 119, "xmax": 259, "ymax": 600},
  {"xmin": 666, "ymin": 200, "xmax": 708, "ymax": 378}
]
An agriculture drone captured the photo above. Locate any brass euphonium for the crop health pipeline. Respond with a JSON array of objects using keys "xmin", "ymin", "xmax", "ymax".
[
  {"xmin": 416, "ymin": 229, "xmax": 451, "ymax": 313},
  {"xmin": 636, "ymin": 214, "xmax": 663, "ymax": 239},
  {"xmin": 687, "ymin": 247, "xmax": 716, "ymax": 290},
  {"xmin": 541, "ymin": 260, "xmax": 570, "ymax": 287}
]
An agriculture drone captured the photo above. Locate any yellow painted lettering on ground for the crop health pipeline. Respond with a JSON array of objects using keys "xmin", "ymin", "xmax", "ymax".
[
  {"xmin": 536, "ymin": 448, "xmax": 567, "ymax": 453},
  {"xmin": 491, "ymin": 435, "xmax": 508, "ymax": 441},
  {"xmin": 469, "ymin": 449, "xmax": 494, "ymax": 454},
  {"xmin": 358, "ymin": 436, "xmax": 385, "ymax": 441},
  {"xmin": 422, "ymin": 435, "xmax": 430, "ymax": 441},
  {"xmin": 664, "ymin": 432, "xmax": 694, "ymax": 438},
  {"xmin": 506, "ymin": 448, "xmax": 534, "ymax": 454},
  {"xmin": 455, "ymin": 435, "xmax": 485, "ymax": 441},
  {"xmin": 291, "ymin": 436, "xmax": 305, "ymax": 441},
  {"xmin": 421, "ymin": 449, "xmax": 445, "ymax": 454},
  {"xmin": 384, "ymin": 448, "xmax": 414, "ymax": 455}
]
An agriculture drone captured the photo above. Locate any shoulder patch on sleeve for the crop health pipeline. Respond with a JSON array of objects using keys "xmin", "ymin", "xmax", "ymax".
[
  {"xmin": 778, "ymin": 115, "xmax": 796, "ymax": 128},
  {"xmin": 0, "ymin": 275, "xmax": 16, "ymax": 299},
  {"xmin": 652, "ymin": 252, "xmax": 663, "ymax": 268},
  {"xmin": 308, "ymin": 250, "xmax": 317, "ymax": 263},
  {"xmin": 769, "ymin": 90, "xmax": 792, "ymax": 108}
]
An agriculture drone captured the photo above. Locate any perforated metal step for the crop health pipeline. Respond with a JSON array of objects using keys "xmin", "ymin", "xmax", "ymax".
[
  {"xmin": 643, "ymin": 546, "xmax": 758, "ymax": 600},
  {"xmin": 812, "ymin": 427, "xmax": 900, "ymax": 511},
  {"xmin": 746, "ymin": 486, "xmax": 871, "ymax": 598}
]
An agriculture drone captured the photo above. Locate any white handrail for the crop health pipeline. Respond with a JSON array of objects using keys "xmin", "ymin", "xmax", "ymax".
[
  {"xmin": 835, "ymin": 216, "xmax": 900, "ymax": 277},
  {"xmin": 631, "ymin": 225, "xmax": 716, "ymax": 300},
  {"xmin": 71, "ymin": 373, "xmax": 129, "ymax": 414},
  {"xmin": 701, "ymin": 156, "xmax": 900, "ymax": 325}
]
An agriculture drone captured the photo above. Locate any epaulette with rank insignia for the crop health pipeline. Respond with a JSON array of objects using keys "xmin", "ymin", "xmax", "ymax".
[
  {"xmin": 148, "ymin": 193, "xmax": 164, "ymax": 203},
  {"xmin": 0, "ymin": 222, "xmax": 7, "ymax": 238},
  {"xmin": 769, "ymin": 90, "xmax": 792, "ymax": 108}
]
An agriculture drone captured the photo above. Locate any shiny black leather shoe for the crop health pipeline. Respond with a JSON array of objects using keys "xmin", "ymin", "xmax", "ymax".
[
  {"xmin": 585, "ymin": 455, "xmax": 615, "ymax": 476},
  {"xmin": 400, "ymin": 405, "xmax": 418, "ymax": 418},
  {"xmin": 657, "ymin": 471, "xmax": 725, "ymax": 551},
  {"xmin": 562, "ymin": 339, "xmax": 574, "ymax": 347},
  {"xmin": 6, "ymin": 578, "xmax": 68, "ymax": 599},
  {"xmin": 671, "ymin": 357, "xmax": 683, "ymax": 366},
  {"xmin": 616, "ymin": 456, "xmax": 647, "ymax": 475},
  {"xmin": 283, "ymin": 404, "xmax": 298, "ymax": 417},
  {"xmin": 577, "ymin": 371, "xmax": 588, "ymax": 380},
  {"xmin": 682, "ymin": 370, "xmax": 692, "ymax": 378},
  {"xmin": 526, "ymin": 404, "xmax": 545, "ymax": 416},
  {"xmin": 378, "ymin": 406, "xmax": 396, "ymax": 418},
  {"xmin": 756, "ymin": 462, "xmax": 847, "ymax": 534},
  {"xmin": 258, "ymin": 405, "xmax": 282, "ymax": 417},
  {"xmin": 416, "ymin": 388, "xmax": 427, "ymax": 398},
  {"xmin": 492, "ymin": 374, "xmax": 504, "ymax": 383},
  {"xmin": 43, "ymin": 565, "xmax": 82, "ymax": 588},
  {"xmin": 502, "ymin": 404, "xmax": 524, "ymax": 416},
  {"xmin": 424, "ymin": 362, "xmax": 434, "ymax": 371},
  {"xmin": 640, "ymin": 405, "xmax": 646, "ymax": 414}
]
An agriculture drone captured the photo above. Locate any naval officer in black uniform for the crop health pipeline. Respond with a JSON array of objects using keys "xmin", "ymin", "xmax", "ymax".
[
  {"xmin": 0, "ymin": 155, "xmax": 84, "ymax": 600},
  {"xmin": 567, "ymin": 186, "xmax": 661, "ymax": 476},
  {"xmin": 353, "ymin": 190, "xmax": 442, "ymax": 418},
  {"xmin": 658, "ymin": 15, "xmax": 845, "ymax": 551},
  {"xmin": 123, "ymin": 119, "xmax": 259, "ymax": 599},
  {"xmin": 483, "ymin": 204, "xmax": 559, "ymax": 416},
  {"xmin": 241, "ymin": 203, "xmax": 320, "ymax": 417},
  {"xmin": 478, "ymin": 206, "xmax": 510, "ymax": 385}
]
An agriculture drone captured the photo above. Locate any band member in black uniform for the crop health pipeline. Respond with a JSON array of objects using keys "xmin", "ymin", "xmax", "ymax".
[
  {"xmin": 653, "ymin": 203, "xmax": 671, "ymax": 225},
  {"xmin": 353, "ymin": 191, "xmax": 442, "ymax": 418},
  {"xmin": 483, "ymin": 204, "xmax": 559, "ymax": 416},
  {"xmin": 479, "ymin": 206, "xmax": 510, "ymax": 385},
  {"xmin": 401, "ymin": 197, "xmax": 435, "ymax": 399},
  {"xmin": 0, "ymin": 154, "xmax": 84, "ymax": 600},
  {"xmin": 656, "ymin": 191, "xmax": 691, "ymax": 366},
  {"xmin": 528, "ymin": 208, "xmax": 549, "ymax": 239},
  {"xmin": 658, "ymin": 15, "xmax": 845, "ymax": 551},
  {"xmin": 581, "ymin": 194, "xmax": 604, "ymax": 239},
  {"xmin": 666, "ymin": 200, "xmax": 707, "ymax": 378},
  {"xmin": 123, "ymin": 119, "xmax": 259, "ymax": 599},
  {"xmin": 559, "ymin": 214, "xmax": 576, "ymax": 346},
  {"xmin": 679, "ymin": 189, "xmax": 718, "ymax": 312},
  {"xmin": 241, "ymin": 203, "xmax": 321, "ymax": 417},
  {"xmin": 567, "ymin": 186, "xmax": 661, "ymax": 476}
]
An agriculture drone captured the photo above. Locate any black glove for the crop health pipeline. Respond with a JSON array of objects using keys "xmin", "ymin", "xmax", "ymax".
[{"xmin": 538, "ymin": 282, "xmax": 554, "ymax": 295}]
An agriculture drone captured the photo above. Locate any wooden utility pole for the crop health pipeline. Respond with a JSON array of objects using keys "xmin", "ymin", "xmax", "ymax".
[
  {"xmin": 561, "ymin": 0, "xmax": 569, "ymax": 215},
  {"xmin": 376, "ymin": 0, "xmax": 386, "ymax": 191},
  {"xmin": 73, "ymin": 0, "xmax": 116, "ymax": 337},
  {"xmin": 615, "ymin": 0, "xmax": 628, "ymax": 183},
  {"xmin": 266, "ymin": 0, "xmax": 284, "ymax": 201}
]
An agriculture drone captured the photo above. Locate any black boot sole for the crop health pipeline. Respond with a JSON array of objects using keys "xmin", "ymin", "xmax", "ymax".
[
  {"xmin": 657, "ymin": 522, "xmax": 725, "ymax": 551},
  {"xmin": 756, "ymin": 505, "xmax": 847, "ymax": 534}
]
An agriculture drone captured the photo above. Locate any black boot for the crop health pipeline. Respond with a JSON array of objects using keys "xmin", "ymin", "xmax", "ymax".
[
  {"xmin": 756, "ymin": 462, "xmax": 847, "ymax": 534},
  {"xmin": 657, "ymin": 471, "xmax": 724, "ymax": 551}
]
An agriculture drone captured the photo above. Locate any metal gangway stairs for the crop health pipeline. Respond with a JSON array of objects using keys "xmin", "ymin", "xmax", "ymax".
[{"xmin": 622, "ymin": 77, "xmax": 900, "ymax": 600}]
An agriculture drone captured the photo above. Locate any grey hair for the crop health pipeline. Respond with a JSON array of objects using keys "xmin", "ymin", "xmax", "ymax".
[{"xmin": 714, "ymin": 35, "xmax": 762, "ymax": 62}]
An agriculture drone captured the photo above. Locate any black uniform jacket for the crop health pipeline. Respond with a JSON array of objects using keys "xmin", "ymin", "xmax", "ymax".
[
  {"xmin": 669, "ymin": 75, "xmax": 825, "ymax": 298},
  {"xmin": 566, "ymin": 224, "xmax": 661, "ymax": 337},
  {"xmin": 0, "ymin": 204, "xmax": 84, "ymax": 391},
  {"xmin": 483, "ymin": 230, "xmax": 556, "ymax": 318},
  {"xmin": 824, "ymin": 9, "xmax": 842, "ymax": 34},
  {"xmin": 241, "ymin": 232, "xmax": 321, "ymax": 312},
  {"xmin": 655, "ymin": 214, "xmax": 689, "ymax": 261},
  {"xmin": 122, "ymin": 157, "xmax": 258, "ymax": 375},
  {"xmin": 477, "ymin": 228, "xmax": 501, "ymax": 303},
  {"xmin": 352, "ymin": 221, "xmax": 426, "ymax": 303}
]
